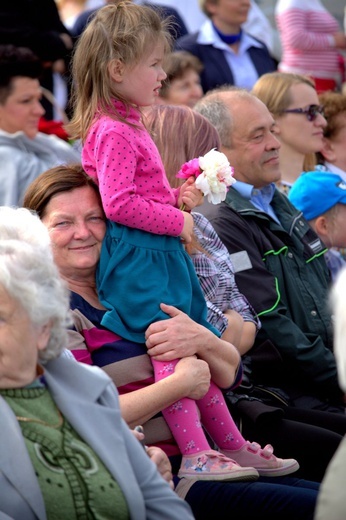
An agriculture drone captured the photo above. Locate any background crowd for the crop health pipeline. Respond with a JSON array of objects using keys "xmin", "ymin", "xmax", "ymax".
[{"xmin": 1, "ymin": 1, "xmax": 346, "ymax": 519}]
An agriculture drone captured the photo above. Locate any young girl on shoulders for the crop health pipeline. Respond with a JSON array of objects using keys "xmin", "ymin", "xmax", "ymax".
[
  {"xmin": 68, "ymin": 1, "xmax": 298, "ymax": 481},
  {"xmin": 68, "ymin": 1, "xmax": 206, "ymax": 341}
]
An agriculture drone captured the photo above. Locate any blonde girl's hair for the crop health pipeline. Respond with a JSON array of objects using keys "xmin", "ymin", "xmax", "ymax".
[
  {"xmin": 67, "ymin": 1, "xmax": 173, "ymax": 141},
  {"xmin": 144, "ymin": 104, "xmax": 221, "ymax": 188},
  {"xmin": 252, "ymin": 72, "xmax": 317, "ymax": 171}
]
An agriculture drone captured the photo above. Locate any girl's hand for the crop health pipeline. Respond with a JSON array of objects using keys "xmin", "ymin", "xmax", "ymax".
[
  {"xmin": 178, "ymin": 177, "xmax": 204, "ymax": 210},
  {"xmin": 180, "ymin": 211, "xmax": 194, "ymax": 243}
]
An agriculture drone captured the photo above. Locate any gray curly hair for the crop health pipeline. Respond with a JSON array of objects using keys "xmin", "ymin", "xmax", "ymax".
[{"xmin": 0, "ymin": 207, "xmax": 71, "ymax": 362}]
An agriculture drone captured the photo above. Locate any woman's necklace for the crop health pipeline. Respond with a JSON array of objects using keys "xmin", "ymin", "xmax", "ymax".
[{"xmin": 16, "ymin": 408, "xmax": 64, "ymax": 429}]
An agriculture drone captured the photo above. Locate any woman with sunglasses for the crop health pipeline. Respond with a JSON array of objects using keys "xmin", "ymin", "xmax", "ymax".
[{"xmin": 252, "ymin": 71, "xmax": 326, "ymax": 194}]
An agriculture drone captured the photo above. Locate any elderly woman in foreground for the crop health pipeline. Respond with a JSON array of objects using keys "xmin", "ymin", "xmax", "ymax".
[{"xmin": 0, "ymin": 206, "xmax": 193, "ymax": 520}]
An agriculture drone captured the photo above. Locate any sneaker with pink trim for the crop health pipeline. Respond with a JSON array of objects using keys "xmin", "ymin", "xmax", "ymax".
[
  {"xmin": 221, "ymin": 442, "xmax": 299, "ymax": 477},
  {"xmin": 178, "ymin": 449, "xmax": 259, "ymax": 481}
]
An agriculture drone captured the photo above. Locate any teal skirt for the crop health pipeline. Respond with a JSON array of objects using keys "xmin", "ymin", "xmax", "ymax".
[{"xmin": 97, "ymin": 221, "xmax": 218, "ymax": 343}]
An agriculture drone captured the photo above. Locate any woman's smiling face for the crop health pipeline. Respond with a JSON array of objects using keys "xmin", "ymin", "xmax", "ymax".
[{"xmin": 42, "ymin": 186, "xmax": 106, "ymax": 279}]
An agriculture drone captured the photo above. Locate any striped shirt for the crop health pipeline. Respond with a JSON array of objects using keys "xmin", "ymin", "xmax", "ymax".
[
  {"xmin": 276, "ymin": 0, "xmax": 341, "ymax": 80},
  {"xmin": 68, "ymin": 291, "xmax": 180, "ymax": 457}
]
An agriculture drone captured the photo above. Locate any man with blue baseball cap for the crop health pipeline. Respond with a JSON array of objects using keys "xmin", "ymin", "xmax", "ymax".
[{"xmin": 289, "ymin": 171, "xmax": 346, "ymax": 279}]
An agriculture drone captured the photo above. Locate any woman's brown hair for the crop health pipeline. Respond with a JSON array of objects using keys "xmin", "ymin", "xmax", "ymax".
[{"xmin": 23, "ymin": 163, "xmax": 102, "ymax": 218}]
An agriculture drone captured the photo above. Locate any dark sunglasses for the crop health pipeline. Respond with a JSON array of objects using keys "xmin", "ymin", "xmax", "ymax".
[{"xmin": 283, "ymin": 104, "xmax": 324, "ymax": 122}]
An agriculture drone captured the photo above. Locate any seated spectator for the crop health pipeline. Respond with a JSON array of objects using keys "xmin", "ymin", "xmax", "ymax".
[
  {"xmin": 194, "ymin": 87, "xmax": 346, "ymax": 417},
  {"xmin": 315, "ymin": 91, "xmax": 346, "ymax": 263},
  {"xmin": 0, "ymin": 44, "xmax": 80, "ymax": 206},
  {"xmin": 71, "ymin": 0, "xmax": 188, "ymax": 40},
  {"xmin": 275, "ymin": 0, "xmax": 346, "ymax": 93},
  {"xmin": 23, "ymin": 165, "xmax": 321, "ymax": 519},
  {"xmin": 158, "ymin": 51, "xmax": 203, "ymax": 108},
  {"xmin": 0, "ymin": 205, "xmax": 192, "ymax": 519},
  {"xmin": 0, "ymin": 0, "xmax": 73, "ymax": 119},
  {"xmin": 317, "ymin": 91, "xmax": 346, "ymax": 181},
  {"xmin": 175, "ymin": 0, "xmax": 276, "ymax": 93},
  {"xmin": 252, "ymin": 71, "xmax": 326, "ymax": 193},
  {"xmin": 315, "ymin": 267, "xmax": 346, "ymax": 520},
  {"xmin": 289, "ymin": 171, "xmax": 346, "ymax": 280},
  {"xmin": 150, "ymin": 0, "xmax": 280, "ymax": 59}
]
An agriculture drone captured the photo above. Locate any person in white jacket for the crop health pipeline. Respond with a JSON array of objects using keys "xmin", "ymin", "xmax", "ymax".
[{"xmin": 0, "ymin": 44, "xmax": 80, "ymax": 207}]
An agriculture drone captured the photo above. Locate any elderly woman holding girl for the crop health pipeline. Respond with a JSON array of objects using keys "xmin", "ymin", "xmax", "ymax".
[{"xmin": 22, "ymin": 162, "xmax": 323, "ymax": 519}]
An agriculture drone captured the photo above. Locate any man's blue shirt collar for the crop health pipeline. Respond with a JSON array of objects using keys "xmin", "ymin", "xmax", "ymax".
[{"xmin": 232, "ymin": 181, "xmax": 280, "ymax": 223}]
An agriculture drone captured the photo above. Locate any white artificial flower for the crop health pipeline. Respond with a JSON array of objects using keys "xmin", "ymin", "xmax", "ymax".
[{"xmin": 197, "ymin": 149, "xmax": 235, "ymax": 204}]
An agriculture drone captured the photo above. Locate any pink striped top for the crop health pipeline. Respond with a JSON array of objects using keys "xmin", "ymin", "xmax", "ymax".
[{"xmin": 276, "ymin": 0, "xmax": 341, "ymax": 80}]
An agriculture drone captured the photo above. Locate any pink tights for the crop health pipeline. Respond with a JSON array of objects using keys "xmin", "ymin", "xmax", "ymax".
[{"xmin": 153, "ymin": 358, "xmax": 246, "ymax": 454}]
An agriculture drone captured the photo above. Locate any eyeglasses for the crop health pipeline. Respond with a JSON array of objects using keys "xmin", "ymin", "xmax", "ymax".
[{"xmin": 282, "ymin": 104, "xmax": 324, "ymax": 122}]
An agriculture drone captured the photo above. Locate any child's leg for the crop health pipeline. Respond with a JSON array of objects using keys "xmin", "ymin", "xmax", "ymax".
[
  {"xmin": 153, "ymin": 360, "xmax": 247, "ymax": 452},
  {"xmin": 152, "ymin": 358, "xmax": 211, "ymax": 454},
  {"xmin": 152, "ymin": 358, "xmax": 260, "ymax": 481},
  {"xmin": 197, "ymin": 380, "xmax": 246, "ymax": 450},
  {"xmin": 198, "ymin": 381, "xmax": 299, "ymax": 477}
]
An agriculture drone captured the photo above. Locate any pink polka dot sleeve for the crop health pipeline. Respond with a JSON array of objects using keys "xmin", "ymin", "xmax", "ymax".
[{"xmin": 82, "ymin": 119, "xmax": 184, "ymax": 237}]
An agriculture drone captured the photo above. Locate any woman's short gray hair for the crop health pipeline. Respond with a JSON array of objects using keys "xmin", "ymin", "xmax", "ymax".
[{"xmin": 0, "ymin": 207, "xmax": 71, "ymax": 362}]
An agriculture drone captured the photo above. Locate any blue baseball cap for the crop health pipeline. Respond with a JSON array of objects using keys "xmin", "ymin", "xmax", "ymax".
[{"xmin": 289, "ymin": 171, "xmax": 346, "ymax": 220}]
